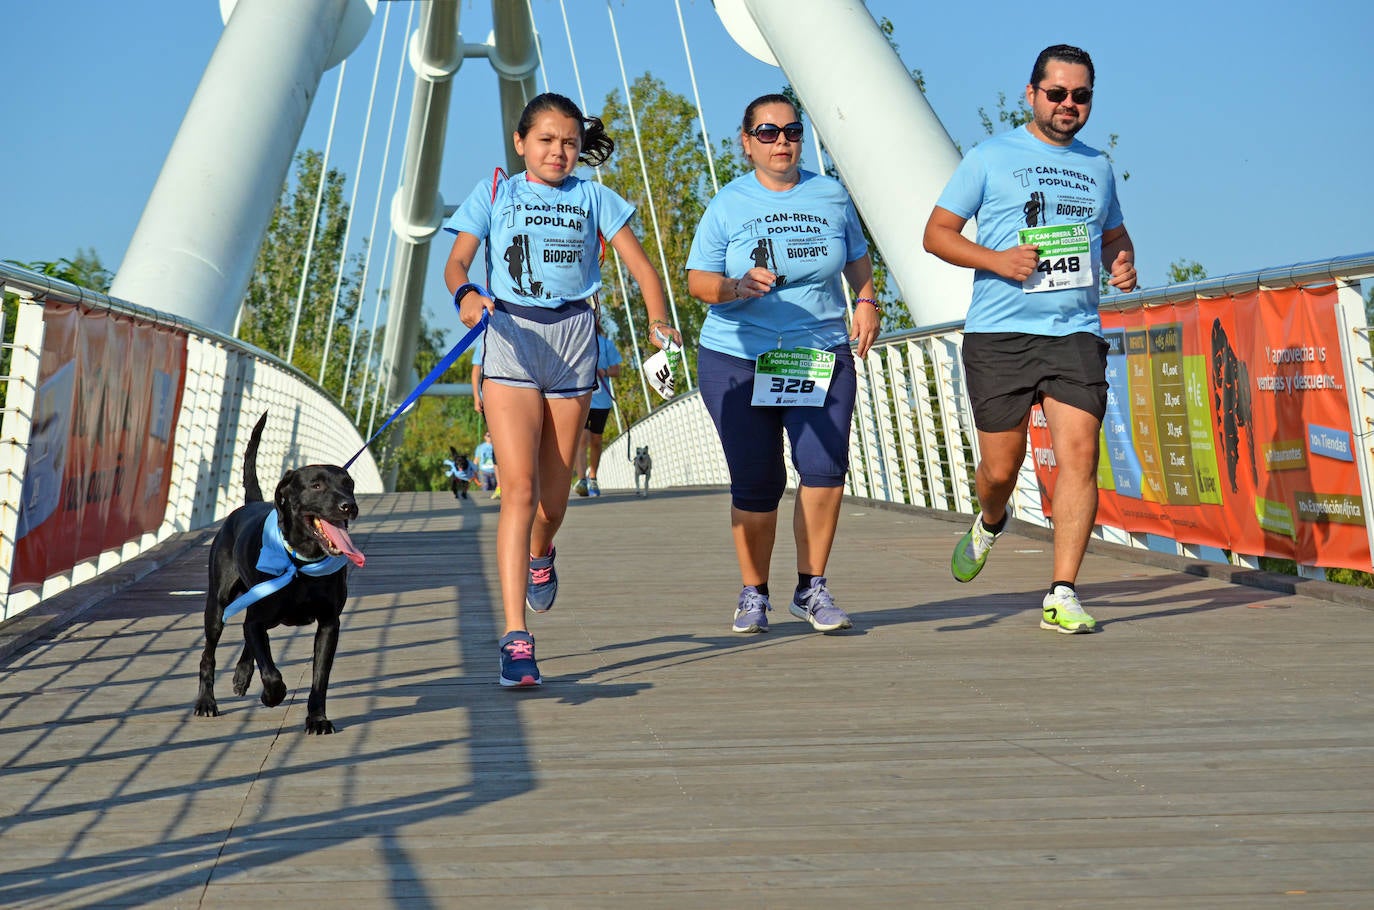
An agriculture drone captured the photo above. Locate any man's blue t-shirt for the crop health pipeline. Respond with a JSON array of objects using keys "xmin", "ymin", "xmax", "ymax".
[
  {"xmin": 589, "ymin": 334, "xmax": 622, "ymax": 410},
  {"xmin": 687, "ymin": 169, "xmax": 867, "ymax": 360},
  {"xmin": 444, "ymin": 172, "xmax": 634, "ymax": 308},
  {"xmin": 936, "ymin": 126, "xmax": 1124, "ymax": 336}
]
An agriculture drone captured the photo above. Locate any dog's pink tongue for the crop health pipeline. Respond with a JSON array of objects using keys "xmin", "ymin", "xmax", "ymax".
[{"xmin": 320, "ymin": 522, "xmax": 365, "ymax": 567}]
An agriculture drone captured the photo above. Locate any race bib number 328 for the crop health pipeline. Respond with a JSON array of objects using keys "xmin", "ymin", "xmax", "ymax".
[
  {"xmin": 1019, "ymin": 222, "xmax": 1092, "ymax": 293},
  {"xmin": 751, "ymin": 347, "xmax": 835, "ymax": 407}
]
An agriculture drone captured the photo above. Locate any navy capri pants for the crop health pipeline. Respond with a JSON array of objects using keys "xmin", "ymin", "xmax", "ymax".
[{"xmin": 698, "ymin": 343, "xmax": 857, "ymax": 513}]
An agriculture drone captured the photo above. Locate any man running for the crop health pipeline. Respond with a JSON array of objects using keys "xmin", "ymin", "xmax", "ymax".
[{"xmin": 923, "ymin": 44, "xmax": 1138, "ymax": 633}]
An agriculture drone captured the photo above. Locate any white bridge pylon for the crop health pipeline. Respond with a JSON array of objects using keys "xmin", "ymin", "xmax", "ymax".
[{"xmin": 715, "ymin": 0, "xmax": 970, "ymax": 327}]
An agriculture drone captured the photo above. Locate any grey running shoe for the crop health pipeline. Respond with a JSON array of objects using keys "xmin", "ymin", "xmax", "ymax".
[
  {"xmin": 574, "ymin": 478, "xmax": 589, "ymax": 497},
  {"xmin": 789, "ymin": 577, "xmax": 852, "ymax": 632},
  {"xmin": 732, "ymin": 586, "xmax": 771, "ymax": 633},
  {"xmin": 951, "ymin": 514, "xmax": 1004, "ymax": 583},
  {"xmin": 526, "ymin": 548, "xmax": 558, "ymax": 613}
]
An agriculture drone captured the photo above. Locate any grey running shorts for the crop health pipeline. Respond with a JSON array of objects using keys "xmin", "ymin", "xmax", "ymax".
[{"xmin": 480, "ymin": 298, "xmax": 597, "ymax": 398}]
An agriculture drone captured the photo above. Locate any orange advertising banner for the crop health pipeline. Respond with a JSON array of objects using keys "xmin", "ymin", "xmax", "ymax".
[
  {"xmin": 1029, "ymin": 286, "xmax": 1370, "ymax": 571},
  {"xmin": 11, "ymin": 304, "xmax": 188, "ymax": 591}
]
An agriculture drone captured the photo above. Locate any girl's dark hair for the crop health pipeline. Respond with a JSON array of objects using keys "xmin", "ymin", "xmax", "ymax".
[
  {"xmin": 740, "ymin": 93, "xmax": 797, "ymax": 132},
  {"xmin": 517, "ymin": 92, "xmax": 614, "ymax": 167}
]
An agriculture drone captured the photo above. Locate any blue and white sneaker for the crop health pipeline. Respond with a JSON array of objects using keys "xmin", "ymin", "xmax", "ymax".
[
  {"xmin": 526, "ymin": 547, "xmax": 558, "ymax": 613},
  {"xmin": 732, "ymin": 586, "xmax": 771, "ymax": 633},
  {"xmin": 789, "ymin": 577, "xmax": 852, "ymax": 632},
  {"xmin": 498, "ymin": 630, "xmax": 541, "ymax": 687}
]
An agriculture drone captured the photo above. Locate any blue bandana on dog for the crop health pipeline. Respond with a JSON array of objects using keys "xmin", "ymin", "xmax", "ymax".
[{"xmin": 223, "ymin": 510, "xmax": 350, "ymax": 620}]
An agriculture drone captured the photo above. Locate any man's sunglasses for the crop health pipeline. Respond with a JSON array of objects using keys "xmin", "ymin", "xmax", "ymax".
[
  {"xmin": 746, "ymin": 121, "xmax": 804, "ymax": 143},
  {"xmin": 1036, "ymin": 86, "xmax": 1093, "ymax": 104}
]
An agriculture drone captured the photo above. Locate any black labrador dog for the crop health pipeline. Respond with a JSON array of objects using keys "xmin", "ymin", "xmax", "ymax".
[{"xmin": 193, "ymin": 413, "xmax": 364, "ymax": 734}]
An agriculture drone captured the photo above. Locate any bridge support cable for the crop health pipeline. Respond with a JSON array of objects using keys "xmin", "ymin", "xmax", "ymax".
[
  {"xmin": 605, "ymin": 1, "xmax": 693, "ymax": 389},
  {"xmin": 320, "ymin": 3, "xmax": 395, "ymax": 385},
  {"xmin": 357, "ymin": 225, "xmax": 396, "ymax": 423},
  {"xmin": 377, "ymin": 0, "xmax": 462, "ymax": 486},
  {"xmin": 287, "ymin": 60, "xmax": 347, "ymax": 366},
  {"xmin": 344, "ymin": 1, "xmax": 416, "ymax": 409},
  {"xmin": 674, "ymin": 0, "xmax": 719, "ymax": 195},
  {"xmin": 555, "ymin": 0, "xmax": 653, "ymax": 407}
]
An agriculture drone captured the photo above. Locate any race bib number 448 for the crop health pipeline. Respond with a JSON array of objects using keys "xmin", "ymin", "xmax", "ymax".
[{"xmin": 1019, "ymin": 222, "xmax": 1092, "ymax": 293}]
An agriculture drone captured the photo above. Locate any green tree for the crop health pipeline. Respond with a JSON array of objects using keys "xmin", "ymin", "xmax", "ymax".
[
  {"xmin": 238, "ymin": 149, "xmax": 366, "ymax": 392},
  {"xmin": 384, "ymin": 336, "xmax": 487, "ymax": 492},
  {"xmin": 3, "ymin": 249, "xmax": 113, "ymax": 292},
  {"xmin": 1167, "ymin": 258, "xmax": 1208, "ymax": 283},
  {"xmin": 977, "ymin": 91, "xmax": 1032, "ymax": 139},
  {"xmin": 230, "ymin": 149, "xmax": 469, "ymax": 490}
]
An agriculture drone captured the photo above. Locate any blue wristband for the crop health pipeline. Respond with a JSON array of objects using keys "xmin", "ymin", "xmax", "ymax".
[{"xmin": 453, "ymin": 282, "xmax": 490, "ymax": 311}]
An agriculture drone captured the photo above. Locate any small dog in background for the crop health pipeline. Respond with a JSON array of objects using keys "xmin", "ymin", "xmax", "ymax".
[
  {"xmin": 446, "ymin": 447, "xmax": 473, "ymax": 499},
  {"xmin": 633, "ymin": 445, "xmax": 652, "ymax": 497}
]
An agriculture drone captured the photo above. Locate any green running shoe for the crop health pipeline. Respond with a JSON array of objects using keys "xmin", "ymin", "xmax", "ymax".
[
  {"xmin": 1041, "ymin": 586, "xmax": 1097, "ymax": 633},
  {"xmin": 950, "ymin": 515, "xmax": 1003, "ymax": 582}
]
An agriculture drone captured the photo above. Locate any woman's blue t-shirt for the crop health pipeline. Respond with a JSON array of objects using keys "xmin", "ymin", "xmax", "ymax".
[{"xmin": 687, "ymin": 169, "xmax": 867, "ymax": 359}]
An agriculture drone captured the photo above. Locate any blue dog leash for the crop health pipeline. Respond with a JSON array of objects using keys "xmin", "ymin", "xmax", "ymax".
[
  {"xmin": 223, "ymin": 510, "xmax": 350, "ymax": 620},
  {"xmin": 344, "ymin": 286, "xmax": 491, "ymax": 470}
]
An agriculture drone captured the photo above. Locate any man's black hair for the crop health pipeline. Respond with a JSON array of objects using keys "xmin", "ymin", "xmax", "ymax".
[{"xmin": 1030, "ymin": 44, "xmax": 1095, "ymax": 87}]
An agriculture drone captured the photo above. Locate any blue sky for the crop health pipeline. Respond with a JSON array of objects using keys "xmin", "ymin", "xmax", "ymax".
[{"xmin": 4, "ymin": 0, "xmax": 1371, "ymax": 338}]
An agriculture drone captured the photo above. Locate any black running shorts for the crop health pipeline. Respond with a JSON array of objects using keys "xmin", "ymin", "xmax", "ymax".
[{"xmin": 961, "ymin": 331, "xmax": 1109, "ymax": 432}]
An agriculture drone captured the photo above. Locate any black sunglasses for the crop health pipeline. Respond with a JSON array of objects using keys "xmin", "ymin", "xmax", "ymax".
[
  {"xmin": 1036, "ymin": 86, "xmax": 1093, "ymax": 104},
  {"xmin": 746, "ymin": 121, "xmax": 803, "ymax": 143}
]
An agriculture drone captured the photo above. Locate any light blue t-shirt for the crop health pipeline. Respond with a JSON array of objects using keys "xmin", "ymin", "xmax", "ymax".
[
  {"xmin": 687, "ymin": 169, "xmax": 868, "ymax": 360},
  {"xmin": 444, "ymin": 172, "xmax": 634, "ymax": 309},
  {"xmin": 473, "ymin": 441, "xmax": 495, "ymax": 472},
  {"xmin": 936, "ymin": 126, "xmax": 1124, "ymax": 336},
  {"xmin": 589, "ymin": 334, "xmax": 622, "ymax": 410}
]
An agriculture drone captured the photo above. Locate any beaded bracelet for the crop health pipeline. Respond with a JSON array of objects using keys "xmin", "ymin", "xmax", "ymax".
[{"xmin": 854, "ymin": 296, "xmax": 882, "ymax": 311}]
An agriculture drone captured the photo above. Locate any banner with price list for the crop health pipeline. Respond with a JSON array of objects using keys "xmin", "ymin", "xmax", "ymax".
[{"xmin": 1029, "ymin": 285, "xmax": 1370, "ymax": 570}]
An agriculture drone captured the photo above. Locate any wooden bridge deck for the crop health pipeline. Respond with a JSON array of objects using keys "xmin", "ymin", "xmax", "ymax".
[{"xmin": 2, "ymin": 488, "xmax": 1372, "ymax": 908}]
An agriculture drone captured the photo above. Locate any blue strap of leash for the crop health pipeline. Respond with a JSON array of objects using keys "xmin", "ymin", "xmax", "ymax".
[{"xmin": 345, "ymin": 287, "xmax": 491, "ymax": 470}]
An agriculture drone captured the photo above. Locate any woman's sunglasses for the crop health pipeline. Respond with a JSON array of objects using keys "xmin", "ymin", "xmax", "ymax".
[{"xmin": 746, "ymin": 121, "xmax": 804, "ymax": 144}]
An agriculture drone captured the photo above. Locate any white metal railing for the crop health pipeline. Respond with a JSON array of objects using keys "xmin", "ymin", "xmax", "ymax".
[
  {"xmin": 599, "ymin": 252, "xmax": 1374, "ymax": 575},
  {"xmin": 0, "ymin": 263, "xmax": 382, "ymax": 619}
]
